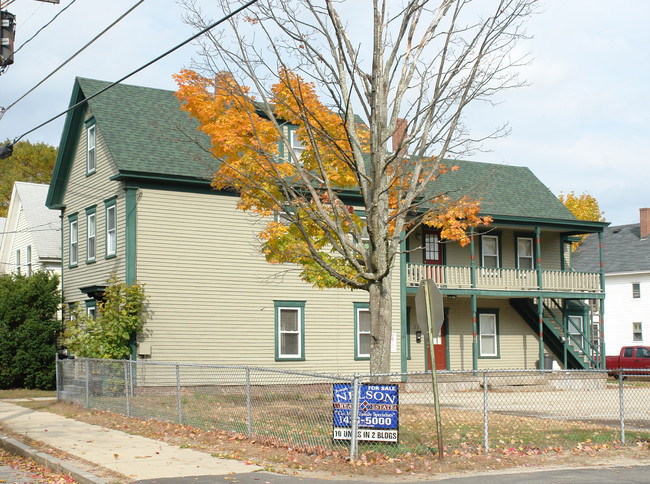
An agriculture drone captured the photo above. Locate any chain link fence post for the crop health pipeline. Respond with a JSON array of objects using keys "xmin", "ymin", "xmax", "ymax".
[
  {"xmin": 124, "ymin": 360, "xmax": 130, "ymax": 418},
  {"xmin": 349, "ymin": 373, "xmax": 360, "ymax": 461},
  {"xmin": 246, "ymin": 367, "xmax": 252, "ymax": 439},
  {"xmin": 483, "ymin": 370, "xmax": 489, "ymax": 452},
  {"xmin": 176, "ymin": 364, "xmax": 182, "ymax": 425},
  {"xmin": 85, "ymin": 360, "xmax": 90, "ymax": 409},
  {"xmin": 619, "ymin": 369, "xmax": 625, "ymax": 444}
]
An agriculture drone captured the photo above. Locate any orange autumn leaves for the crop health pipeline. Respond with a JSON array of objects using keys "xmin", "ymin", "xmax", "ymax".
[{"xmin": 174, "ymin": 68, "xmax": 487, "ymax": 287}]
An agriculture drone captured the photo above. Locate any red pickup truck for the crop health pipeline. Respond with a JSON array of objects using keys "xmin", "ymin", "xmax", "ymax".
[{"xmin": 606, "ymin": 346, "xmax": 650, "ymax": 377}]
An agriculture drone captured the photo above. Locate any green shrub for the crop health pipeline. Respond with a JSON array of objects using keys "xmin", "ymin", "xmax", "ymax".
[{"xmin": 0, "ymin": 271, "xmax": 61, "ymax": 390}]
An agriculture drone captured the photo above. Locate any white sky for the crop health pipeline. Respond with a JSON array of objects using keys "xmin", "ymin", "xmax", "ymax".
[{"xmin": 1, "ymin": 0, "xmax": 648, "ymax": 226}]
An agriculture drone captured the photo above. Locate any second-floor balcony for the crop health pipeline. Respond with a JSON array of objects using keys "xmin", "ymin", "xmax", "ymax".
[{"xmin": 405, "ymin": 263, "xmax": 602, "ymax": 293}]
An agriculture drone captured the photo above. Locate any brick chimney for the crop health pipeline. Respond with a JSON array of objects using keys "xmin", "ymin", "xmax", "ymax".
[
  {"xmin": 641, "ymin": 208, "xmax": 650, "ymax": 238},
  {"xmin": 392, "ymin": 118, "xmax": 407, "ymax": 155}
]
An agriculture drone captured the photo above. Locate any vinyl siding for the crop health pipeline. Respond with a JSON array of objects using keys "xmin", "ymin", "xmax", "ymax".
[
  {"xmin": 8, "ymin": 209, "xmax": 37, "ymax": 273},
  {"xmin": 135, "ymin": 188, "xmax": 403, "ymax": 373},
  {"xmin": 61, "ymin": 108, "xmax": 126, "ymax": 312}
]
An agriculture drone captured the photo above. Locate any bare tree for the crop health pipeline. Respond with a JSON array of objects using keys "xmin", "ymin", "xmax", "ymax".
[{"xmin": 177, "ymin": 0, "xmax": 537, "ymax": 375}]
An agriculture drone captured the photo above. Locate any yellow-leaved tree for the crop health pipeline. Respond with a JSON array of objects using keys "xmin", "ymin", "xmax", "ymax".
[
  {"xmin": 559, "ymin": 191, "xmax": 606, "ymax": 250},
  {"xmin": 176, "ymin": 0, "xmax": 536, "ymax": 376}
]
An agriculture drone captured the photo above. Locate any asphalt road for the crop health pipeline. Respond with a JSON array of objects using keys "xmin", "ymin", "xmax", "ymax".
[
  {"xmin": 135, "ymin": 465, "xmax": 650, "ymax": 483},
  {"xmin": 0, "ymin": 463, "xmax": 44, "ymax": 483}
]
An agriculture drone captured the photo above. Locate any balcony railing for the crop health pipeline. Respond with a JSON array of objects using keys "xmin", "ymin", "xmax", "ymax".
[{"xmin": 406, "ymin": 263, "xmax": 601, "ymax": 293}]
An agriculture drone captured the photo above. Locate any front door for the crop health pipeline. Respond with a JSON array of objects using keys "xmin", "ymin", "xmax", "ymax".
[
  {"xmin": 423, "ymin": 228, "xmax": 443, "ymax": 283},
  {"xmin": 426, "ymin": 321, "xmax": 446, "ymax": 370}
]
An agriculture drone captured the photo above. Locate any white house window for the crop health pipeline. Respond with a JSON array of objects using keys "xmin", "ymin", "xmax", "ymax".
[
  {"xmin": 87, "ymin": 305, "xmax": 97, "ymax": 320},
  {"xmin": 481, "ymin": 235, "xmax": 499, "ymax": 268},
  {"xmin": 26, "ymin": 245, "xmax": 32, "ymax": 276},
  {"xmin": 517, "ymin": 237, "xmax": 534, "ymax": 270},
  {"xmin": 106, "ymin": 203, "xmax": 116, "ymax": 257},
  {"xmin": 15, "ymin": 249, "xmax": 20, "ymax": 274},
  {"xmin": 275, "ymin": 301, "xmax": 305, "ymax": 360},
  {"xmin": 87, "ymin": 124, "xmax": 96, "ymax": 174},
  {"xmin": 355, "ymin": 306, "xmax": 371, "ymax": 359},
  {"xmin": 633, "ymin": 283, "xmax": 640, "ymax": 299},
  {"xmin": 87, "ymin": 211, "xmax": 96, "ymax": 262},
  {"xmin": 633, "ymin": 322, "xmax": 643, "ymax": 342},
  {"xmin": 69, "ymin": 217, "xmax": 78, "ymax": 266},
  {"xmin": 478, "ymin": 312, "xmax": 498, "ymax": 357},
  {"xmin": 568, "ymin": 315, "xmax": 584, "ymax": 348},
  {"xmin": 289, "ymin": 129, "xmax": 305, "ymax": 163}
]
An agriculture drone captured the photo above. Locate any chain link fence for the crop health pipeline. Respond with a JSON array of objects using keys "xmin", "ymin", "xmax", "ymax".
[{"xmin": 56, "ymin": 358, "xmax": 650, "ymax": 460}]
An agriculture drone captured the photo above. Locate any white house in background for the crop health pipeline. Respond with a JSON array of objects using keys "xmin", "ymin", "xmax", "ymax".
[
  {"xmin": 573, "ymin": 208, "xmax": 650, "ymax": 356},
  {"xmin": 0, "ymin": 182, "xmax": 61, "ymax": 276}
]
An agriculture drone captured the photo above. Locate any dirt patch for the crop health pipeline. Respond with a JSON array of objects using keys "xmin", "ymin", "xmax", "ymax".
[{"xmin": 10, "ymin": 399, "xmax": 650, "ymax": 481}]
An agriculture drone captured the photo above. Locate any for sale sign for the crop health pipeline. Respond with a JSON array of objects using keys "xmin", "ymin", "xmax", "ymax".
[{"xmin": 332, "ymin": 383, "xmax": 399, "ymax": 443}]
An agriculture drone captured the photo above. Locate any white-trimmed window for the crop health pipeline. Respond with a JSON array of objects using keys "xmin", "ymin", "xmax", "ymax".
[
  {"xmin": 289, "ymin": 129, "xmax": 305, "ymax": 163},
  {"xmin": 633, "ymin": 322, "xmax": 643, "ymax": 342},
  {"xmin": 517, "ymin": 237, "xmax": 534, "ymax": 270},
  {"xmin": 87, "ymin": 124, "xmax": 96, "ymax": 174},
  {"xmin": 355, "ymin": 304, "xmax": 371, "ymax": 359},
  {"xmin": 26, "ymin": 245, "xmax": 32, "ymax": 276},
  {"xmin": 633, "ymin": 283, "xmax": 641, "ymax": 299},
  {"xmin": 87, "ymin": 210, "xmax": 96, "ymax": 262},
  {"xmin": 478, "ymin": 311, "xmax": 498, "ymax": 357},
  {"xmin": 15, "ymin": 249, "xmax": 20, "ymax": 274},
  {"xmin": 69, "ymin": 216, "xmax": 78, "ymax": 266},
  {"xmin": 275, "ymin": 301, "xmax": 305, "ymax": 360},
  {"xmin": 87, "ymin": 305, "xmax": 97, "ymax": 320},
  {"xmin": 481, "ymin": 235, "xmax": 499, "ymax": 268},
  {"xmin": 568, "ymin": 315, "xmax": 584, "ymax": 348},
  {"xmin": 106, "ymin": 202, "xmax": 116, "ymax": 257}
]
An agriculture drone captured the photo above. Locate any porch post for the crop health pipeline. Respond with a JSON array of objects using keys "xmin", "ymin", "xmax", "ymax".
[
  {"xmin": 471, "ymin": 294, "xmax": 478, "ymax": 371},
  {"xmin": 535, "ymin": 227, "xmax": 542, "ymax": 290},
  {"xmin": 400, "ymin": 237, "xmax": 408, "ymax": 376},
  {"xmin": 538, "ymin": 295, "xmax": 544, "ymax": 369},
  {"xmin": 470, "ymin": 228, "xmax": 476, "ymax": 288},
  {"xmin": 599, "ymin": 231, "xmax": 606, "ymax": 369}
]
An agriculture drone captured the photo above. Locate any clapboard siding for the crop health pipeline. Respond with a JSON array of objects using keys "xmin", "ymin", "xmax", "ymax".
[
  {"xmin": 135, "ymin": 188, "xmax": 403, "ymax": 373},
  {"xmin": 61, "ymin": 109, "xmax": 126, "ymax": 312}
]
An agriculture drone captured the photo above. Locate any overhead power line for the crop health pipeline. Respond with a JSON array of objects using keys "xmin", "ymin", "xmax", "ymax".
[
  {"xmin": 1, "ymin": 0, "xmax": 260, "ymax": 154},
  {"xmin": 0, "ymin": 0, "xmax": 145, "ymax": 119},
  {"xmin": 14, "ymin": 0, "xmax": 78, "ymax": 55}
]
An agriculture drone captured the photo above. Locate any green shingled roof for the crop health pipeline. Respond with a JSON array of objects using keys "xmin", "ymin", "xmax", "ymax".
[
  {"xmin": 78, "ymin": 77, "xmax": 216, "ymax": 181},
  {"xmin": 49, "ymin": 77, "xmax": 582, "ymax": 224}
]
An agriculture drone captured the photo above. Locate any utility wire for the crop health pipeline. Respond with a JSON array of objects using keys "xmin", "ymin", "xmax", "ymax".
[
  {"xmin": 5, "ymin": 0, "xmax": 261, "ymax": 147},
  {"xmin": 0, "ymin": 0, "xmax": 145, "ymax": 120},
  {"xmin": 14, "ymin": 0, "xmax": 79, "ymax": 56}
]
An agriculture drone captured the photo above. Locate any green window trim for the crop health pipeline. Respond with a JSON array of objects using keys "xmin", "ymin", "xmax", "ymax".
[
  {"xmin": 85, "ymin": 119, "xmax": 96, "ymax": 176},
  {"xmin": 274, "ymin": 300, "xmax": 305, "ymax": 361},
  {"xmin": 68, "ymin": 213, "xmax": 78, "ymax": 268},
  {"xmin": 477, "ymin": 308, "xmax": 500, "ymax": 359},
  {"xmin": 104, "ymin": 198, "xmax": 117, "ymax": 259},
  {"xmin": 85, "ymin": 206, "xmax": 97, "ymax": 263},
  {"xmin": 354, "ymin": 302, "xmax": 370, "ymax": 360}
]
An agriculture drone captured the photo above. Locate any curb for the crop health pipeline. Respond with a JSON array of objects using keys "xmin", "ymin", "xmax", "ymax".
[{"xmin": 0, "ymin": 434, "xmax": 106, "ymax": 484}]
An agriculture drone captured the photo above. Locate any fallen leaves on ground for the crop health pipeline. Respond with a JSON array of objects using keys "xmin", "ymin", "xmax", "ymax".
[{"xmin": 0, "ymin": 449, "xmax": 77, "ymax": 483}]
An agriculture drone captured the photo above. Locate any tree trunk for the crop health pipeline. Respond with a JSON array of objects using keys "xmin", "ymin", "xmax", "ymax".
[{"xmin": 368, "ymin": 274, "xmax": 393, "ymax": 381}]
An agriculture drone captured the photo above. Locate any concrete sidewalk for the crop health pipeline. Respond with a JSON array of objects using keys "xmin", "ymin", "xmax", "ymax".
[{"xmin": 0, "ymin": 400, "xmax": 262, "ymax": 483}]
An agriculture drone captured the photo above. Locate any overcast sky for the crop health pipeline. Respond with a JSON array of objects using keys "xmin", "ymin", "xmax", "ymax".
[{"xmin": 1, "ymin": 0, "xmax": 648, "ymax": 226}]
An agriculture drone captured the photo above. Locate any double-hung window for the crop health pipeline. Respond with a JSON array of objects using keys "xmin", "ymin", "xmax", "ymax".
[
  {"xmin": 105, "ymin": 199, "xmax": 116, "ymax": 257},
  {"xmin": 69, "ymin": 214, "xmax": 78, "ymax": 267},
  {"xmin": 517, "ymin": 237, "xmax": 534, "ymax": 269},
  {"xmin": 289, "ymin": 129, "xmax": 305, "ymax": 164},
  {"xmin": 478, "ymin": 310, "xmax": 499, "ymax": 358},
  {"xmin": 354, "ymin": 303, "xmax": 370, "ymax": 360},
  {"xmin": 26, "ymin": 245, "xmax": 32, "ymax": 276},
  {"xmin": 15, "ymin": 249, "xmax": 20, "ymax": 274},
  {"xmin": 568, "ymin": 315, "xmax": 584, "ymax": 348},
  {"xmin": 86, "ymin": 207, "xmax": 96, "ymax": 262},
  {"xmin": 633, "ymin": 283, "xmax": 641, "ymax": 299},
  {"xmin": 275, "ymin": 301, "xmax": 305, "ymax": 360},
  {"xmin": 633, "ymin": 322, "xmax": 643, "ymax": 342},
  {"xmin": 481, "ymin": 235, "xmax": 499, "ymax": 268},
  {"xmin": 87, "ymin": 123, "xmax": 96, "ymax": 174}
]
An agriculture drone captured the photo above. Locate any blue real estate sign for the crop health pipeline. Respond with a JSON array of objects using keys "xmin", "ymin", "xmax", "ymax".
[{"xmin": 332, "ymin": 383, "xmax": 399, "ymax": 443}]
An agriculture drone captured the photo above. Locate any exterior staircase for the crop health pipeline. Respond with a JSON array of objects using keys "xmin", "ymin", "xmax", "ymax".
[{"xmin": 509, "ymin": 298, "xmax": 595, "ymax": 370}]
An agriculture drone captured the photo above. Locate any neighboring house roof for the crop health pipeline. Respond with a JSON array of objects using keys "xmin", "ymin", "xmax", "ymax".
[
  {"xmin": 46, "ymin": 77, "xmax": 606, "ymax": 232},
  {"xmin": 0, "ymin": 182, "xmax": 61, "ymax": 271},
  {"xmin": 573, "ymin": 223, "xmax": 650, "ymax": 274}
]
